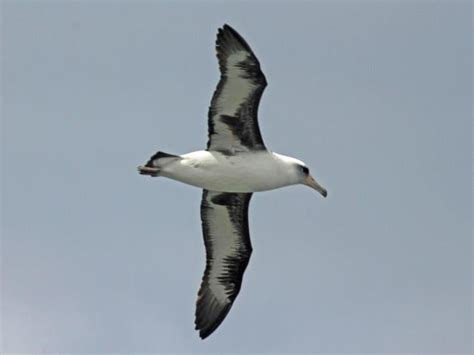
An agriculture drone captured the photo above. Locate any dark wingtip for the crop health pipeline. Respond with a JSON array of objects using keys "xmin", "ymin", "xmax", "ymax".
[
  {"xmin": 222, "ymin": 23, "xmax": 234, "ymax": 32},
  {"xmin": 199, "ymin": 329, "xmax": 211, "ymax": 340},
  {"xmin": 195, "ymin": 320, "xmax": 221, "ymax": 340},
  {"xmin": 194, "ymin": 295, "xmax": 233, "ymax": 340},
  {"xmin": 216, "ymin": 23, "xmax": 253, "ymax": 54}
]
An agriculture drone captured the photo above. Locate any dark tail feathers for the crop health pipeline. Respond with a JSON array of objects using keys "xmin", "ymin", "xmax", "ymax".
[{"xmin": 145, "ymin": 151, "xmax": 180, "ymax": 167}]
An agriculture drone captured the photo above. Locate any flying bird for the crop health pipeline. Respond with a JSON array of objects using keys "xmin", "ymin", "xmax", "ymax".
[{"xmin": 138, "ymin": 24, "xmax": 327, "ymax": 339}]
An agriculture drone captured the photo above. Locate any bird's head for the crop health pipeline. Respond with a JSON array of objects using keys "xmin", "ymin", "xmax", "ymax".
[{"xmin": 296, "ymin": 163, "xmax": 327, "ymax": 198}]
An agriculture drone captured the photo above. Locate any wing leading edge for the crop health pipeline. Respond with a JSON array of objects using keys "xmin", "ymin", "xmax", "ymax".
[
  {"xmin": 195, "ymin": 190, "xmax": 253, "ymax": 339},
  {"xmin": 207, "ymin": 24, "xmax": 268, "ymax": 154}
]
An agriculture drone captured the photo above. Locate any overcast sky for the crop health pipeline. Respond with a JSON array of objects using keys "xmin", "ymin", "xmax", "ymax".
[{"xmin": 1, "ymin": 0, "xmax": 472, "ymax": 353}]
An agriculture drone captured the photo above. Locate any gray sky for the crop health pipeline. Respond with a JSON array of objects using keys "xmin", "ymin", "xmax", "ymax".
[{"xmin": 1, "ymin": 0, "xmax": 472, "ymax": 353}]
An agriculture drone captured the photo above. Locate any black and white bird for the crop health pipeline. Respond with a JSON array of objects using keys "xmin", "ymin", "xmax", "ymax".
[{"xmin": 138, "ymin": 24, "xmax": 327, "ymax": 339}]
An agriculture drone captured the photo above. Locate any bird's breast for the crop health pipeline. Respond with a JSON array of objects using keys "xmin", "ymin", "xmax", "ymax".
[{"xmin": 162, "ymin": 151, "xmax": 296, "ymax": 192}]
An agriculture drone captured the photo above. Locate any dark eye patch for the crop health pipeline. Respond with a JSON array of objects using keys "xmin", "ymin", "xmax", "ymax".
[{"xmin": 301, "ymin": 166, "xmax": 309, "ymax": 175}]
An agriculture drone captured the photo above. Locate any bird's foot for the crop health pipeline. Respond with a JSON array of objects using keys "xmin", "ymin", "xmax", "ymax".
[{"xmin": 138, "ymin": 165, "xmax": 160, "ymax": 177}]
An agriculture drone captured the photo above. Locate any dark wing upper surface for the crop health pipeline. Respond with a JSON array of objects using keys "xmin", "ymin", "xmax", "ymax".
[
  {"xmin": 195, "ymin": 190, "xmax": 253, "ymax": 339},
  {"xmin": 207, "ymin": 24, "xmax": 268, "ymax": 153}
]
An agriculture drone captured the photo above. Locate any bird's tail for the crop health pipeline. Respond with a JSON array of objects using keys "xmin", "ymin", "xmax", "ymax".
[{"xmin": 138, "ymin": 151, "xmax": 181, "ymax": 177}]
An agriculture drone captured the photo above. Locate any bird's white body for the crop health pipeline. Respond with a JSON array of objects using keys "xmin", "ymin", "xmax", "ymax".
[
  {"xmin": 138, "ymin": 24, "xmax": 327, "ymax": 339},
  {"xmin": 158, "ymin": 150, "xmax": 304, "ymax": 193}
]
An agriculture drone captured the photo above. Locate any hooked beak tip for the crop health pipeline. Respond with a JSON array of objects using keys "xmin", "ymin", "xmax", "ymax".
[
  {"xmin": 321, "ymin": 189, "xmax": 328, "ymax": 198},
  {"xmin": 305, "ymin": 175, "xmax": 327, "ymax": 198}
]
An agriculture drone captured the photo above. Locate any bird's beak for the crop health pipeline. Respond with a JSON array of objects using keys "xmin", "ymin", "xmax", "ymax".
[{"xmin": 304, "ymin": 175, "xmax": 327, "ymax": 198}]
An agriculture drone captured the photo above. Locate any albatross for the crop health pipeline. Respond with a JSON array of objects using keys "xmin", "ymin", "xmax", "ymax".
[{"xmin": 138, "ymin": 24, "xmax": 327, "ymax": 339}]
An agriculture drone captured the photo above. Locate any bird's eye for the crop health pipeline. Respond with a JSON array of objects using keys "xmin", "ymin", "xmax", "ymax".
[{"xmin": 301, "ymin": 166, "xmax": 309, "ymax": 175}]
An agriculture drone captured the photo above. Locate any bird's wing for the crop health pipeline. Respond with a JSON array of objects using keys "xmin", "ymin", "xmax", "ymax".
[
  {"xmin": 207, "ymin": 24, "xmax": 268, "ymax": 154},
  {"xmin": 195, "ymin": 190, "xmax": 253, "ymax": 339}
]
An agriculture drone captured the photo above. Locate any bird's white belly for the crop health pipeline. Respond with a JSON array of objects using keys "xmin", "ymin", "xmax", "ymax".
[{"xmin": 160, "ymin": 150, "xmax": 296, "ymax": 193}]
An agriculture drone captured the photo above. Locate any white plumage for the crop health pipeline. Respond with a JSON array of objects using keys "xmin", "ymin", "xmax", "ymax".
[
  {"xmin": 138, "ymin": 24, "xmax": 327, "ymax": 339},
  {"xmin": 152, "ymin": 150, "xmax": 306, "ymax": 192}
]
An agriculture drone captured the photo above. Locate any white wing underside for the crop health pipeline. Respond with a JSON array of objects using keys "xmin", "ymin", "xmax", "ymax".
[
  {"xmin": 206, "ymin": 25, "xmax": 267, "ymax": 153},
  {"xmin": 195, "ymin": 190, "xmax": 252, "ymax": 339}
]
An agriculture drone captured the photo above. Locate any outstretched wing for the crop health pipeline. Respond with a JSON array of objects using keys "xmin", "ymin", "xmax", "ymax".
[
  {"xmin": 195, "ymin": 190, "xmax": 253, "ymax": 339},
  {"xmin": 207, "ymin": 24, "xmax": 268, "ymax": 153}
]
